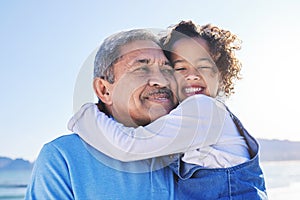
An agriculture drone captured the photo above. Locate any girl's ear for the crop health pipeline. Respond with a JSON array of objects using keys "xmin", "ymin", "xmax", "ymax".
[{"xmin": 93, "ymin": 77, "xmax": 113, "ymax": 105}]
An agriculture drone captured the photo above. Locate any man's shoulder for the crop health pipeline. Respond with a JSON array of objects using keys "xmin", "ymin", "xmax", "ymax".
[
  {"xmin": 43, "ymin": 133, "xmax": 84, "ymax": 153},
  {"xmin": 47, "ymin": 133, "xmax": 81, "ymax": 145}
]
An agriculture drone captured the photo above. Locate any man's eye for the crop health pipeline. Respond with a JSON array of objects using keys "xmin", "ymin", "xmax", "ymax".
[
  {"xmin": 133, "ymin": 66, "xmax": 149, "ymax": 72},
  {"xmin": 161, "ymin": 68, "xmax": 174, "ymax": 74},
  {"xmin": 137, "ymin": 59, "xmax": 150, "ymax": 64}
]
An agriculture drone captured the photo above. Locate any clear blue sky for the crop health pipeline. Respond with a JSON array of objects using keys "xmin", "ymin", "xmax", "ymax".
[{"xmin": 1, "ymin": 0, "xmax": 300, "ymax": 161}]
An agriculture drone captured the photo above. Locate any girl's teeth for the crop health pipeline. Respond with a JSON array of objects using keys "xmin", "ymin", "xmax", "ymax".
[{"xmin": 185, "ymin": 87, "xmax": 203, "ymax": 93}]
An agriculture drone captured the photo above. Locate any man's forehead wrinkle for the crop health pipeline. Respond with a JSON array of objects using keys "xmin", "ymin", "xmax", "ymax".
[
  {"xmin": 120, "ymin": 45, "xmax": 161, "ymax": 56},
  {"xmin": 121, "ymin": 48, "xmax": 162, "ymax": 57},
  {"xmin": 118, "ymin": 48, "xmax": 168, "ymax": 66}
]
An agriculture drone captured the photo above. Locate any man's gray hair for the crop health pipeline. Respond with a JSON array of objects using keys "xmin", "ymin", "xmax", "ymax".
[{"xmin": 94, "ymin": 29, "xmax": 161, "ymax": 83}]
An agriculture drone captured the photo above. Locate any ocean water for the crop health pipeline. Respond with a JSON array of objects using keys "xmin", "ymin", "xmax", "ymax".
[
  {"xmin": 0, "ymin": 161, "xmax": 299, "ymax": 199},
  {"xmin": 261, "ymin": 160, "xmax": 300, "ymax": 199},
  {"xmin": 0, "ymin": 169, "xmax": 31, "ymax": 200}
]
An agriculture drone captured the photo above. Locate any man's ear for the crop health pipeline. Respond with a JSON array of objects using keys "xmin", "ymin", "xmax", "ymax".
[{"xmin": 93, "ymin": 77, "xmax": 113, "ymax": 105}]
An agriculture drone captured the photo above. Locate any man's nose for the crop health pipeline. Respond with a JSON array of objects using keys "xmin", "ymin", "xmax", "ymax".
[{"xmin": 148, "ymin": 69, "xmax": 169, "ymax": 87}]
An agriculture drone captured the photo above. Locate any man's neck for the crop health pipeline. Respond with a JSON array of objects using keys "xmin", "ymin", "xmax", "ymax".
[{"xmin": 96, "ymin": 103, "xmax": 111, "ymax": 118}]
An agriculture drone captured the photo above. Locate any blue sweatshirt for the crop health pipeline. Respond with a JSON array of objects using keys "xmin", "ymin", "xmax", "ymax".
[{"xmin": 25, "ymin": 134, "xmax": 175, "ymax": 200}]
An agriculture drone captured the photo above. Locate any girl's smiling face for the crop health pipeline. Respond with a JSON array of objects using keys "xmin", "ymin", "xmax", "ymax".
[{"xmin": 171, "ymin": 37, "xmax": 221, "ymax": 101}]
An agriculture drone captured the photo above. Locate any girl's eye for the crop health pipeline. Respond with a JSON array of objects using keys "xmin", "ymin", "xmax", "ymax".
[
  {"xmin": 198, "ymin": 66, "xmax": 212, "ymax": 70},
  {"xmin": 174, "ymin": 67, "xmax": 187, "ymax": 71},
  {"xmin": 197, "ymin": 66, "xmax": 218, "ymax": 73}
]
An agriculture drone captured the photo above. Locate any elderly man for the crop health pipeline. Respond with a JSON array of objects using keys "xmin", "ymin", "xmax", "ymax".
[{"xmin": 25, "ymin": 29, "xmax": 178, "ymax": 199}]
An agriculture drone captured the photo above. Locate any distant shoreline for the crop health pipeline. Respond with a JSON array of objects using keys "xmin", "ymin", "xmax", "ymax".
[
  {"xmin": 0, "ymin": 184, "xmax": 28, "ymax": 188},
  {"xmin": 1, "ymin": 138, "xmax": 300, "ymax": 166}
]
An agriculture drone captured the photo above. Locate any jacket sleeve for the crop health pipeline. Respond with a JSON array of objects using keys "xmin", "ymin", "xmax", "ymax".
[{"xmin": 68, "ymin": 95, "xmax": 227, "ymax": 162}]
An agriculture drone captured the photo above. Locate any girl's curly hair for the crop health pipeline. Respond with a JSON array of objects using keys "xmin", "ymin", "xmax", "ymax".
[{"xmin": 160, "ymin": 20, "xmax": 242, "ymax": 97}]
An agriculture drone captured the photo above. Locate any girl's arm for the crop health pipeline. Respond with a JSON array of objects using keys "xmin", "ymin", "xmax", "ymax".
[{"xmin": 68, "ymin": 95, "xmax": 226, "ymax": 162}]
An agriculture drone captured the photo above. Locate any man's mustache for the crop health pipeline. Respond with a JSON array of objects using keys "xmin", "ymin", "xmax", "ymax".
[{"xmin": 145, "ymin": 88, "xmax": 173, "ymax": 98}]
